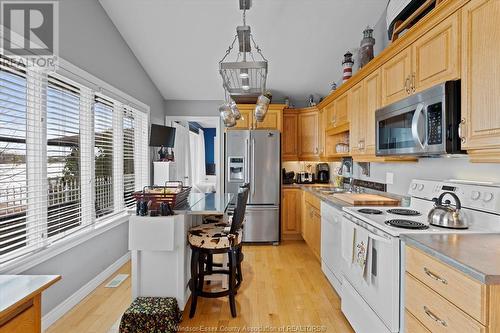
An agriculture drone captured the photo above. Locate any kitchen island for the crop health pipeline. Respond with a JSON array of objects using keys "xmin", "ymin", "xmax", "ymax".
[{"xmin": 129, "ymin": 192, "xmax": 234, "ymax": 308}]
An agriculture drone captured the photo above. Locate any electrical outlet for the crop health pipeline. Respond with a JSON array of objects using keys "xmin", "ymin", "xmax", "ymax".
[{"xmin": 386, "ymin": 172, "xmax": 394, "ymax": 185}]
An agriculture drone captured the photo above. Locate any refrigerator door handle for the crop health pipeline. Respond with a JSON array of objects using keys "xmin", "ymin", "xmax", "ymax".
[
  {"xmin": 251, "ymin": 138, "xmax": 256, "ymax": 197},
  {"xmin": 244, "ymin": 138, "xmax": 249, "ymax": 183}
]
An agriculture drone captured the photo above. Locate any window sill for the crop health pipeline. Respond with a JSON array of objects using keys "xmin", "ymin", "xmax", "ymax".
[{"xmin": 0, "ymin": 212, "xmax": 130, "ymax": 274}]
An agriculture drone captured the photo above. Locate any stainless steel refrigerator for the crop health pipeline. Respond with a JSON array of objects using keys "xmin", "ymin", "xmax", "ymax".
[{"xmin": 225, "ymin": 130, "xmax": 280, "ymax": 243}]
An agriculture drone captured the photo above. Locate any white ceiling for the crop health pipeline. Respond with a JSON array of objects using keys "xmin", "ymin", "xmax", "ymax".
[{"xmin": 99, "ymin": 0, "xmax": 388, "ymax": 105}]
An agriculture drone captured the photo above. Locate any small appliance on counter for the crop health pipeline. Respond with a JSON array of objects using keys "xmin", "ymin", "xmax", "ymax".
[
  {"xmin": 282, "ymin": 168, "xmax": 295, "ymax": 185},
  {"xmin": 296, "ymin": 172, "xmax": 314, "ymax": 184},
  {"xmin": 316, "ymin": 163, "xmax": 330, "ymax": 184}
]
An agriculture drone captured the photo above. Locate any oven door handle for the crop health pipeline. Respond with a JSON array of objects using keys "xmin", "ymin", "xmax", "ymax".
[{"xmin": 411, "ymin": 103, "xmax": 427, "ymax": 149}]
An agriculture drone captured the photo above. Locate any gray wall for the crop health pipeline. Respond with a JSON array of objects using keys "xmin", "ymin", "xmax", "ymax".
[
  {"xmin": 60, "ymin": 0, "xmax": 165, "ymax": 124},
  {"xmin": 164, "ymin": 99, "xmax": 222, "ymax": 117},
  {"xmin": 354, "ymin": 158, "xmax": 500, "ymax": 196},
  {"xmin": 15, "ymin": 0, "xmax": 165, "ymax": 318},
  {"xmin": 23, "ymin": 223, "xmax": 128, "ymax": 316}
]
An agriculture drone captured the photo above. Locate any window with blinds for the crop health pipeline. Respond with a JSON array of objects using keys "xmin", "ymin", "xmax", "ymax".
[
  {"xmin": 46, "ymin": 78, "xmax": 81, "ymax": 238},
  {"xmin": 123, "ymin": 109, "xmax": 135, "ymax": 208},
  {"xmin": 0, "ymin": 65, "xmax": 28, "ymax": 257},
  {"xmin": 94, "ymin": 97, "xmax": 114, "ymax": 218}
]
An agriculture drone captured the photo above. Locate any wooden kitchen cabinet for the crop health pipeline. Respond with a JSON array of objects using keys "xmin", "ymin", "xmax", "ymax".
[
  {"xmin": 412, "ymin": 11, "xmax": 460, "ymax": 92},
  {"xmin": 325, "ymin": 93, "xmax": 349, "ymax": 134},
  {"xmin": 282, "ymin": 110, "xmax": 299, "ymax": 160},
  {"xmin": 298, "ymin": 108, "xmax": 319, "ymax": 160},
  {"xmin": 231, "ymin": 104, "xmax": 285, "ymax": 130},
  {"xmin": 281, "ymin": 188, "xmax": 302, "ymax": 240},
  {"xmin": 302, "ymin": 191, "xmax": 321, "ymax": 261},
  {"xmin": 381, "ymin": 47, "xmax": 412, "ymax": 106},
  {"xmin": 405, "ymin": 245, "xmax": 500, "ymax": 332},
  {"xmin": 460, "ymin": 0, "xmax": 500, "ymax": 162},
  {"xmin": 349, "ymin": 82, "xmax": 365, "ymax": 156},
  {"xmin": 0, "ymin": 275, "xmax": 60, "ymax": 333},
  {"xmin": 363, "ymin": 69, "xmax": 382, "ymax": 156},
  {"xmin": 232, "ymin": 107, "xmax": 253, "ymax": 129}
]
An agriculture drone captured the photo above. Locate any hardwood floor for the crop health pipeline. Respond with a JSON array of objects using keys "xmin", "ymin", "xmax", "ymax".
[{"xmin": 46, "ymin": 241, "xmax": 353, "ymax": 333}]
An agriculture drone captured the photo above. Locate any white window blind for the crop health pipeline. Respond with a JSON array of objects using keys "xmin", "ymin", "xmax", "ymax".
[
  {"xmin": 123, "ymin": 109, "xmax": 135, "ymax": 208},
  {"xmin": 46, "ymin": 78, "xmax": 82, "ymax": 238},
  {"xmin": 0, "ymin": 64, "xmax": 28, "ymax": 257},
  {"xmin": 93, "ymin": 97, "xmax": 114, "ymax": 218},
  {"xmin": 0, "ymin": 54, "xmax": 150, "ymax": 266}
]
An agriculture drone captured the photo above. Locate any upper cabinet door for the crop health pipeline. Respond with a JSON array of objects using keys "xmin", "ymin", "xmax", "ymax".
[
  {"xmin": 334, "ymin": 93, "xmax": 349, "ymax": 128},
  {"xmin": 461, "ymin": 0, "xmax": 500, "ymax": 154},
  {"xmin": 412, "ymin": 11, "xmax": 460, "ymax": 92},
  {"xmin": 349, "ymin": 82, "xmax": 364, "ymax": 155},
  {"xmin": 381, "ymin": 47, "xmax": 412, "ymax": 106},
  {"xmin": 255, "ymin": 107, "xmax": 282, "ymax": 130},
  {"xmin": 282, "ymin": 112, "xmax": 298, "ymax": 160},
  {"xmin": 231, "ymin": 107, "xmax": 253, "ymax": 129},
  {"xmin": 364, "ymin": 69, "xmax": 382, "ymax": 153},
  {"xmin": 298, "ymin": 110, "xmax": 319, "ymax": 159}
]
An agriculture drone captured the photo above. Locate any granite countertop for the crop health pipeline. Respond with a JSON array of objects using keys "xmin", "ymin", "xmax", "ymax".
[
  {"xmin": 402, "ymin": 234, "xmax": 500, "ymax": 285},
  {"xmin": 0, "ymin": 275, "xmax": 61, "ymax": 315}
]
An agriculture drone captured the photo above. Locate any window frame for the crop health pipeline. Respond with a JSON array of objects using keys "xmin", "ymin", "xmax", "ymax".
[{"xmin": 0, "ymin": 57, "xmax": 150, "ymax": 270}]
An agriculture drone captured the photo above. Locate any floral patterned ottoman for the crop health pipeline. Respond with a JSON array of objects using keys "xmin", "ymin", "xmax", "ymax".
[{"xmin": 119, "ymin": 297, "xmax": 182, "ymax": 333}]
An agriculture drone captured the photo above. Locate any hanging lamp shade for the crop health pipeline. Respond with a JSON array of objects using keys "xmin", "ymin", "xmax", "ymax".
[{"xmin": 219, "ymin": 1, "xmax": 268, "ymax": 104}]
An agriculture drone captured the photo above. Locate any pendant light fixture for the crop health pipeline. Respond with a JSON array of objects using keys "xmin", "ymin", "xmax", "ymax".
[{"xmin": 219, "ymin": 0, "xmax": 271, "ymax": 127}]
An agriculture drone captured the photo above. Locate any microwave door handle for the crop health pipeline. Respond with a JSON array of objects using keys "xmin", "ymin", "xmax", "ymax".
[{"xmin": 411, "ymin": 103, "xmax": 426, "ymax": 149}]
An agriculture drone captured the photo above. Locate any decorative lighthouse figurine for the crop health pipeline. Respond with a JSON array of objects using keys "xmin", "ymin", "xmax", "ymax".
[
  {"xmin": 359, "ymin": 26, "xmax": 375, "ymax": 68},
  {"xmin": 342, "ymin": 51, "xmax": 354, "ymax": 83}
]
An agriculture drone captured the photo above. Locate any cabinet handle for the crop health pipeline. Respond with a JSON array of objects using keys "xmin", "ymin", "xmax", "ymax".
[
  {"xmin": 405, "ymin": 76, "xmax": 411, "ymax": 94},
  {"xmin": 424, "ymin": 267, "xmax": 448, "ymax": 285},
  {"xmin": 411, "ymin": 73, "xmax": 416, "ymax": 93},
  {"xmin": 423, "ymin": 306, "xmax": 447, "ymax": 327},
  {"xmin": 458, "ymin": 119, "xmax": 466, "ymax": 144},
  {"xmin": 315, "ymin": 147, "xmax": 319, "ymax": 154}
]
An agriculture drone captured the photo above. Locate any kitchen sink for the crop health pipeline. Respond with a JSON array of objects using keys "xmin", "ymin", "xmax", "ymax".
[{"xmin": 319, "ymin": 188, "xmax": 347, "ymax": 195}]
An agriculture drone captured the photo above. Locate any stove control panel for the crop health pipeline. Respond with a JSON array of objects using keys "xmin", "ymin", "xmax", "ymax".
[{"xmin": 409, "ymin": 179, "xmax": 500, "ymax": 214}]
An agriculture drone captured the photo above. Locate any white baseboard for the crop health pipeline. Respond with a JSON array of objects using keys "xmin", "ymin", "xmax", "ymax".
[{"xmin": 42, "ymin": 252, "xmax": 131, "ymax": 332}]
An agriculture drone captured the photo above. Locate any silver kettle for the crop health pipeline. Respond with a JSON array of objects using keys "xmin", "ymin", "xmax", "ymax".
[{"xmin": 428, "ymin": 192, "xmax": 468, "ymax": 229}]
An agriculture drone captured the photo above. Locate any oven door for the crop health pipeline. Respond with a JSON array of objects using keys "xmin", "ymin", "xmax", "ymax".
[{"xmin": 341, "ymin": 214, "xmax": 400, "ymax": 332}]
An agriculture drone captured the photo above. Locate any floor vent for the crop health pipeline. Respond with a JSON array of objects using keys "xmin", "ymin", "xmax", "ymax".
[{"xmin": 105, "ymin": 274, "xmax": 129, "ymax": 288}]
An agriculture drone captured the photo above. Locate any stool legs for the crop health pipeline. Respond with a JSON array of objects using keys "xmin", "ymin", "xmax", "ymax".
[
  {"xmin": 189, "ymin": 249, "xmax": 200, "ymax": 318},
  {"xmin": 228, "ymin": 249, "xmax": 238, "ymax": 318}
]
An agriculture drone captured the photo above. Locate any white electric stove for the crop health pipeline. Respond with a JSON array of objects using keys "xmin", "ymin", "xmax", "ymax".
[{"xmin": 340, "ymin": 179, "xmax": 500, "ymax": 333}]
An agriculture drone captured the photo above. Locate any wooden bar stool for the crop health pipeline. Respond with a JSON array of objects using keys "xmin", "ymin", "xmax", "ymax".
[{"xmin": 187, "ymin": 188, "xmax": 249, "ymax": 318}]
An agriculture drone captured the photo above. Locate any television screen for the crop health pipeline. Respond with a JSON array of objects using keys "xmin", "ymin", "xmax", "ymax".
[{"xmin": 150, "ymin": 124, "xmax": 176, "ymax": 147}]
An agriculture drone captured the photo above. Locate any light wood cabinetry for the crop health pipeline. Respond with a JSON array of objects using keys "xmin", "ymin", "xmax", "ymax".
[
  {"xmin": 282, "ymin": 110, "xmax": 299, "ymax": 161},
  {"xmin": 349, "ymin": 82, "xmax": 365, "ymax": 156},
  {"xmin": 362, "ymin": 69, "xmax": 382, "ymax": 156},
  {"xmin": 301, "ymin": 191, "xmax": 321, "ymax": 261},
  {"xmin": 381, "ymin": 47, "xmax": 412, "ymax": 106},
  {"xmin": 231, "ymin": 104, "xmax": 286, "ymax": 130},
  {"xmin": 0, "ymin": 275, "xmax": 60, "ymax": 333},
  {"xmin": 412, "ymin": 11, "xmax": 460, "ymax": 92},
  {"xmin": 281, "ymin": 188, "xmax": 302, "ymax": 240},
  {"xmin": 298, "ymin": 108, "xmax": 320, "ymax": 160},
  {"xmin": 232, "ymin": 107, "xmax": 253, "ymax": 129},
  {"xmin": 460, "ymin": 0, "xmax": 500, "ymax": 161},
  {"xmin": 405, "ymin": 245, "xmax": 500, "ymax": 332},
  {"xmin": 325, "ymin": 93, "xmax": 350, "ymax": 134}
]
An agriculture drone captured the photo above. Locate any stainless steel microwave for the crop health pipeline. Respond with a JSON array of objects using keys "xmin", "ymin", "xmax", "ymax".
[{"xmin": 375, "ymin": 81, "xmax": 464, "ymax": 157}]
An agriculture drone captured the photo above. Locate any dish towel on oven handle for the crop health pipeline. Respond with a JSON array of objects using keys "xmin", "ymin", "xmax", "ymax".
[
  {"xmin": 341, "ymin": 221, "xmax": 356, "ymax": 266},
  {"xmin": 354, "ymin": 226, "xmax": 370, "ymax": 278}
]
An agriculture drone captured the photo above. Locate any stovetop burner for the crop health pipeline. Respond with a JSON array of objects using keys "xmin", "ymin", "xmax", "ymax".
[
  {"xmin": 358, "ymin": 208, "xmax": 383, "ymax": 215},
  {"xmin": 385, "ymin": 219, "xmax": 429, "ymax": 230},
  {"xmin": 387, "ymin": 208, "xmax": 421, "ymax": 216}
]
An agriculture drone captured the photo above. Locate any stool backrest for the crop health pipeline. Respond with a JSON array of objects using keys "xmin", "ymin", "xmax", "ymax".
[{"xmin": 230, "ymin": 187, "xmax": 249, "ymax": 235}]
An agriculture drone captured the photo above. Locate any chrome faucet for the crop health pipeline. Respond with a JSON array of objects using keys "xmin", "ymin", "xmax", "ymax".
[{"xmin": 339, "ymin": 157, "xmax": 355, "ymax": 192}]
